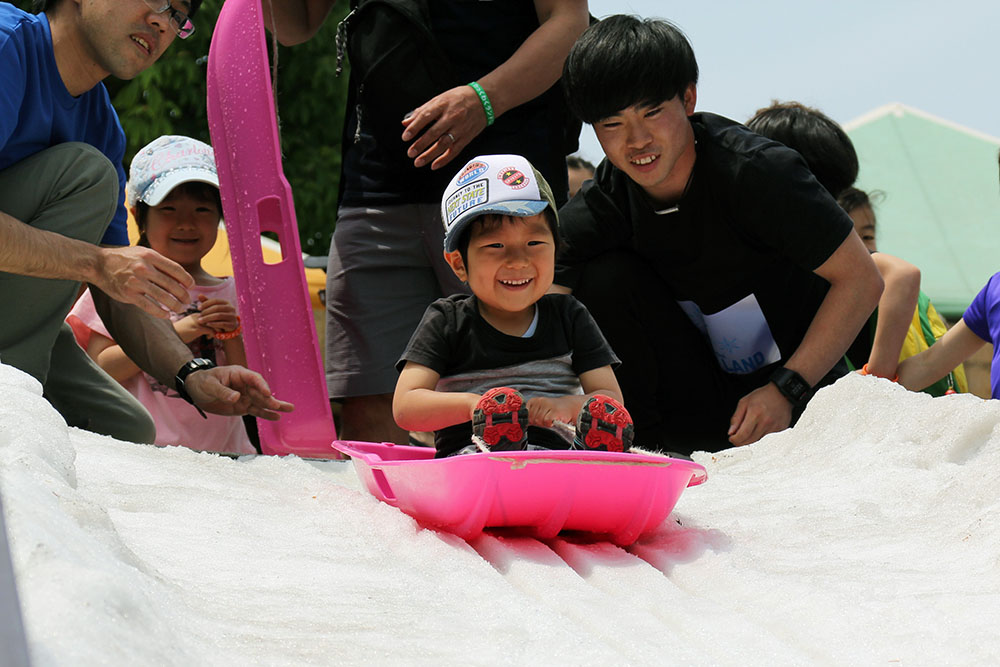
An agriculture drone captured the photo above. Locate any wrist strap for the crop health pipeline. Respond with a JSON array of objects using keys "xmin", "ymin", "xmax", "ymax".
[
  {"xmin": 175, "ymin": 358, "xmax": 216, "ymax": 419},
  {"xmin": 467, "ymin": 81, "xmax": 495, "ymax": 126},
  {"xmin": 859, "ymin": 363, "xmax": 899, "ymax": 383},
  {"xmin": 214, "ymin": 316, "xmax": 242, "ymax": 340}
]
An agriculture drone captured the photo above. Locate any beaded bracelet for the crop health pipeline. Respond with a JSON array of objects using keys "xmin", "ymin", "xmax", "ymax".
[
  {"xmin": 859, "ymin": 363, "xmax": 898, "ymax": 382},
  {"xmin": 214, "ymin": 316, "xmax": 242, "ymax": 340},
  {"xmin": 467, "ymin": 81, "xmax": 495, "ymax": 126}
]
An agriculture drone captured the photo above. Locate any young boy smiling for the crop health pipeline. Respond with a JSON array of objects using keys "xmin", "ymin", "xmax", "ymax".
[
  {"xmin": 554, "ymin": 16, "xmax": 884, "ymax": 453},
  {"xmin": 393, "ymin": 154, "xmax": 632, "ymax": 457}
]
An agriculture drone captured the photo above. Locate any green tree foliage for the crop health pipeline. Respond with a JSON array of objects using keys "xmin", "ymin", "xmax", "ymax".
[{"xmin": 14, "ymin": 0, "xmax": 349, "ymax": 255}]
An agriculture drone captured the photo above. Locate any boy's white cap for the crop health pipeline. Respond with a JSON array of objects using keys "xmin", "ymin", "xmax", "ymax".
[
  {"xmin": 126, "ymin": 135, "xmax": 219, "ymax": 207},
  {"xmin": 441, "ymin": 154, "xmax": 556, "ymax": 252}
]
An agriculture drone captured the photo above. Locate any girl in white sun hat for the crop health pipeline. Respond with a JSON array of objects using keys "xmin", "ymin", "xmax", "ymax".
[{"xmin": 68, "ymin": 136, "xmax": 253, "ymax": 454}]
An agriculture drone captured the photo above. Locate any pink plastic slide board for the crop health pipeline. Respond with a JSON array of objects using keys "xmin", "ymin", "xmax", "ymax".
[
  {"xmin": 206, "ymin": 0, "xmax": 336, "ymax": 457},
  {"xmin": 205, "ymin": 0, "xmax": 707, "ymax": 543}
]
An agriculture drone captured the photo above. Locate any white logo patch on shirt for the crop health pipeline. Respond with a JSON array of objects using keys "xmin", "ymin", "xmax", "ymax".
[{"xmin": 678, "ymin": 294, "xmax": 781, "ymax": 374}]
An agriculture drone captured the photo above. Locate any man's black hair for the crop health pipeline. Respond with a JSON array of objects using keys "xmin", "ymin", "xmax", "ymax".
[
  {"xmin": 562, "ymin": 15, "xmax": 699, "ymax": 124},
  {"xmin": 34, "ymin": 0, "xmax": 203, "ymax": 17},
  {"xmin": 746, "ymin": 101, "xmax": 859, "ymax": 199}
]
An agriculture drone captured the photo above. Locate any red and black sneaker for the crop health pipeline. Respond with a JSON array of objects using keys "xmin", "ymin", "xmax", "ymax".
[
  {"xmin": 472, "ymin": 387, "xmax": 529, "ymax": 451},
  {"xmin": 574, "ymin": 395, "xmax": 634, "ymax": 452}
]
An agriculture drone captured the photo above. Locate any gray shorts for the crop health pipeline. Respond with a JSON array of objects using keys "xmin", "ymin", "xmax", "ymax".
[{"xmin": 325, "ymin": 202, "xmax": 469, "ymax": 398}]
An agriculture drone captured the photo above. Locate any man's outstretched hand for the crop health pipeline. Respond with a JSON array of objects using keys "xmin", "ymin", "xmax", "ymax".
[
  {"xmin": 184, "ymin": 366, "xmax": 295, "ymax": 420},
  {"xmin": 95, "ymin": 246, "xmax": 194, "ymax": 318}
]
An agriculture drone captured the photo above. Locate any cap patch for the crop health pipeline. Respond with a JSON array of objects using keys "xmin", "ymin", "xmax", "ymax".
[
  {"xmin": 498, "ymin": 167, "xmax": 529, "ymax": 190},
  {"xmin": 445, "ymin": 179, "xmax": 489, "ymax": 225},
  {"xmin": 456, "ymin": 161, "xmax": 488, "ymax": 186}
]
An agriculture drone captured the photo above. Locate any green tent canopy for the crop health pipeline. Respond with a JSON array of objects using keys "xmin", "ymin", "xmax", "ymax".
[{"xmin": 845, "ymin": 103, "xmax": 1000, "ymax": 319}]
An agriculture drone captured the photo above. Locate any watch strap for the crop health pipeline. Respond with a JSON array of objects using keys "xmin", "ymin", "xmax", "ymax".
[
  {"xmin": 769, "ymin": 367, "xmax": 811, "ymax": 408},
  {"xmin": 175, "ymin": 358, "xmax": 217, "ymax": 419}
]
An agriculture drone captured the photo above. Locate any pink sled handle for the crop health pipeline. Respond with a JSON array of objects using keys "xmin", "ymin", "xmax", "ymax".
[{"xmin": 206, "ymin": 0, "xmax": 338, "ymax": 457}]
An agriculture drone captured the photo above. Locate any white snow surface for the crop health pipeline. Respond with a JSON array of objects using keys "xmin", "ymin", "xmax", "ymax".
[{"xmin": 2, "ymin": 360, "xmax": 1000, "ymax": 666}]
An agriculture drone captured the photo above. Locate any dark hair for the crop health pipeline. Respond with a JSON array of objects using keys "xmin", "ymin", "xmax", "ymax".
[
  {"xmin": 37, "ymin": 0, "xmax": 203, "ymax": 17},
  {"xmin": 836, "ymin": 186, "xmax": 870, "ymax": 215},
  {"xmin": 566, "ymin": 155, "xmax": 595, "ymax": 173},
  {"xmin": 456, "ymin": 209, "xmax": 560, "ymax": 268},
  {"xmin": 563, "ymin": 15, "xmax": 699, "ymax": 124},
  {"xmin": 746, "ymin": 101, "xmax": 858, "ymax": 198},
  {"xmin": 837, "ymin": 186, "xmax": 885, "ymax": 215},
  {"xmin": 134, "ymin": 181, "xmax": 222, "ymax": 247}
]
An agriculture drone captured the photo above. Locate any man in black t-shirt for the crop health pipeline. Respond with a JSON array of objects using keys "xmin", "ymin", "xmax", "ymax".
[{"xmin": 553, "ymin": 16, "xmax": 884, "ymax": 453}]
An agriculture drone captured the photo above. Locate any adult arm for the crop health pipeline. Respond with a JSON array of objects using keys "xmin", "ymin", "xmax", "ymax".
[
  {"xmin": 90, "ymin": 287, "xmax": 293, "ymax": 419},
  {"xmin": 728, "ymin": 232, "xmax": 883, "ymax": 446},
  {"xmin": 393, "ymin": 362, "xmax": 480, "ymax": 431},
  {"xmin": 85, "ymin": 332, "xmax": 143, "ymax": 383},
  {"xmin": 400, "ymin": 0, "xmax": 589, "ymax": 170},
  {"xmin": 84, "ymin": 311, "xmax": 217, "ymax": 383},
  {"xmin": 897, "ymin": 320, "xmax": 985, "ymax": 393},
  {"xmin": 263, "ymin": 0, "xmax": 338, "ymax": 46},
  {"xmin": 865, "ymin": 252, "xmax": 921, "ymax": 378},
  {"xmin": 0, "ymin": 211, "xmax": 192, "ymax": 316}
]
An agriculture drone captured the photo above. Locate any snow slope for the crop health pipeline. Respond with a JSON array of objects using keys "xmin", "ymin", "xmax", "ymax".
[{"xmin": 2, "ymin": 360, "xmax": 999, "ymax": 665}]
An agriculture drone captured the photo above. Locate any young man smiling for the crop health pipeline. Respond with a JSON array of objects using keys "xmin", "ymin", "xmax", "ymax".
[
  {"xmin": 553, "ymin": 16, "xmax": 883, "ymax": 454},
  {"xmin": 0, "ymin": 0, "xmax": 293, "ymax": 443}
]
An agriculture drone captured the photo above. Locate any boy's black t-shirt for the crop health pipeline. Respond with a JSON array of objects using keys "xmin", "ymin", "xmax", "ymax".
[
  {"xmin": 397, "ymin": 293, "xmax": 619, "ymax": 457},
  {"xmin": 555, "ymin": 112, "xmax": 854, "ymax": 374}
]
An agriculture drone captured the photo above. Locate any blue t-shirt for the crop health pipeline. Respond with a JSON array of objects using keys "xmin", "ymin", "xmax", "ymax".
[
  {"xmin": 962, "ymin": 271, "xmax": 1000, "ymax": 399},
  {"xmin": 0, "ymin": 5, "xmax": 128, "ymax": 245}
]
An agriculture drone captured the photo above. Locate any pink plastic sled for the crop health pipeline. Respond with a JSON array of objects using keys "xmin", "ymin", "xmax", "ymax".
[
  {"xmin": 205, "ymin": 0, "xmax": 707, "ymax": 543},
  {"xmin": 337, "ymin": 441, "xmax": 707, "ymax": 546}
]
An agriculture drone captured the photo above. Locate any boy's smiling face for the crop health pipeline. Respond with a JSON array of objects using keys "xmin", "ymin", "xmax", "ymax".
[{"xmin": 445, "ymin": 213, "xmax": 555, "ymax": 331}]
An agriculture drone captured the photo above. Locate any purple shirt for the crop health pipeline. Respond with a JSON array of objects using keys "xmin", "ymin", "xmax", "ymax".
[{"xmin": 962, "ymin": 271, "xmax": 1000, "ymax": 399}]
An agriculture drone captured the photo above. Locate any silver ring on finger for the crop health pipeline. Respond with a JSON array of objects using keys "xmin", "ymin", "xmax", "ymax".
[{"xmin": 444, "ymin": 132, "xmax": 456, "ymax": 144}]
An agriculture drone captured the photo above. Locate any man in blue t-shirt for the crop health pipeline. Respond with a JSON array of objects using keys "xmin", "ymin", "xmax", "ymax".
[{"xmin": 0, "ymin": 0, "xmax": 293, "ymax": 442}]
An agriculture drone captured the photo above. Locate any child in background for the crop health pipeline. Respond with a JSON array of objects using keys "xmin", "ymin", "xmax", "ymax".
[
  {"xmin": 746, "ymin": 102, "xmax": 925, "ymax": 383},
  {"xmin": 68, "ymin": 136, "xmax": 253, "ymax": 454},
  {"xmin": 838, "ymin": 187, "xmax": 967, "ymax": 395},
  {"xmin": 393, "ymin": 154, "xmax": 633, "ymax": 457},
  {"xmin": 566, "ymin": 155, "xmax": 595, "ymax": 199}
]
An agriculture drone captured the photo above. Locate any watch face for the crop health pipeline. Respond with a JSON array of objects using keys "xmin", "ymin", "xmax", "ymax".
[
  {"xmin": 788, "ymin": 376, "xmax": 808, "ymax": 399},
  {"xmin": 773, "ymin": 368, "xmax": 809, "ymax": 403},
  {"xmin": 178, "ymin": 358, "xmax": 216, "ymax": 383}
]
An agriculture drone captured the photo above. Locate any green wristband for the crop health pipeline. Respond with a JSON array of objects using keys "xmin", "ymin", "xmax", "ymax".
[{"xmin": 467, "ymin": 81, "xmax": 495, "ymax": 126}]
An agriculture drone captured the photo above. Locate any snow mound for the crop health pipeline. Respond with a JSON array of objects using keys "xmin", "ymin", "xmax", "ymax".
[{"xmin": 2, "ymin": 362, "xmax": 999, "ymax": 665}]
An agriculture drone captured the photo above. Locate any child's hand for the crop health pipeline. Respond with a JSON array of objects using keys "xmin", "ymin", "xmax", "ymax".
[
  {"xmin": 195, "ymin": 295, "xmax": 240, "ymax": 335},
  {"xmin": 176, "ymin": 312, "xmax": 214, "ymax": 342},
  {"xmin": 526, "ymin": 396, "xmax": 581, "ymax": 428}
]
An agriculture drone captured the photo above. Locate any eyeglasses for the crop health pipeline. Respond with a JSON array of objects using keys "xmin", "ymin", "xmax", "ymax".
[{"xmin": 142, "ymin": 0, "xmax": 196, "ymax": 39}]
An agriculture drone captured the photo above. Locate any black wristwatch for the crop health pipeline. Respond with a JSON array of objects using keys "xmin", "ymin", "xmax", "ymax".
[
  {"xmin": 175, "ymin": 358, "xmax": 217, "ymax": 419},
  {"xmin": 769, "ymin": 367, "xmax": 811, "ymax": 408}
]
